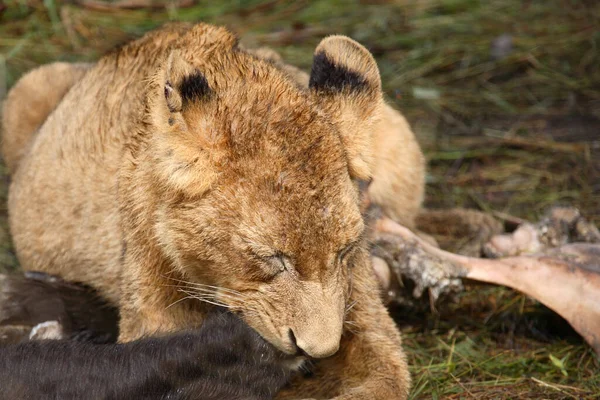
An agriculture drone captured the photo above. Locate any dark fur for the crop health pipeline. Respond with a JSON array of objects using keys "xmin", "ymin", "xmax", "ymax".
[
  {"xmin": 179, "ymin": 71, "xmax": 212, "ymax": 107},
  {"xmin": 0, "ymin": 272, "xmax": 119, "ymax": 344},
  {"xmin": 0, "ymin": 311, "xmax": 293, "ymax": 400},
  {"xmin": 308, "ymin": 51, "xmax": 368, "ymax": 93}
]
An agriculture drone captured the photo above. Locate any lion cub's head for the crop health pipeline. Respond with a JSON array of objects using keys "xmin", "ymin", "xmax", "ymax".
[{"xmin": 148, "ymin": 24, "xmax": 382, "ymax": 358}]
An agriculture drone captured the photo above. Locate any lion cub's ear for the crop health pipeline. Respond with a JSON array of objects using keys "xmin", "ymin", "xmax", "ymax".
[
  {"xmin": 309, "ymin": 36, "xmax": 383, "ymax": 181},
  {"xmin": 161, "ymin": 50, "xmax": 213, "ymax": 114},
  {"xmin": 150, "ymin": 50, "xmax": 213, "ymax": 130},
  {"xmin": 149, "ymin": 51, "xmax": 219, "ymax": 197}
]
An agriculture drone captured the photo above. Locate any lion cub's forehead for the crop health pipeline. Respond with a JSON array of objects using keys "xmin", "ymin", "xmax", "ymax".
[
  {"xmin": 182, "ymin": 46, "xmax": 364, "ymax": 248},
  {"xmin": 215, "ymin": 159, "xmax": 363, "ymax": 257}
]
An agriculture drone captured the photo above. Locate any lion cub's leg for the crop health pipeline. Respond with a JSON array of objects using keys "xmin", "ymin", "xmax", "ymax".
[{"xmin": 1, "ymin": 62, "xmax": 91, "ymax": 174}]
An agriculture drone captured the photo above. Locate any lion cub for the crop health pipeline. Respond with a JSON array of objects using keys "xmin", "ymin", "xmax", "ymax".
[{"xmin": 2, "ymin": 23, "xmax": 420, "ymax": 398}]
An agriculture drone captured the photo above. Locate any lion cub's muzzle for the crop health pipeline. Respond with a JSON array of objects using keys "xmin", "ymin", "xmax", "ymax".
[
  {"xmin": 284, "ymin": 281, "xmax": 345, "ymax": 359},
  {"xmin": 288, "ymin": 326, "xmax": 341, "ymax": 359}
]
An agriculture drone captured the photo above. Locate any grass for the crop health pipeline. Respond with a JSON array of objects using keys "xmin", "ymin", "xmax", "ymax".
[
  {"xmin": 1, "ymin": 0, "xmax": 599, "ymax": 398},
  {"xmin": 397, "ymin": 285, "xmax": 600, "ymax": 398}
]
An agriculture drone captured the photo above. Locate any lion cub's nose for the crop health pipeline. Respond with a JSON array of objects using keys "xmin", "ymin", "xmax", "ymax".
[{"xmin": 289, "ymin": 328, "xmax": 341, "ymax": 359}]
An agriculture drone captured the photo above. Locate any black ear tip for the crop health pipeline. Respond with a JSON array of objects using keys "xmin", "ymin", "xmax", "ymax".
[
  {"xmin": 179, "ymin": 71, "xmax": 212, "ymax": 107},
  {"xmin": 308, "ymin": 51, "xmax": 369, "ymax": 93}
]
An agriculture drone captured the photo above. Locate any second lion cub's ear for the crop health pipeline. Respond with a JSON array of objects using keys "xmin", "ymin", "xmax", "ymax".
[{"xmin": 309, "ymin": 36, "xmax": 383, "ymax": 181}]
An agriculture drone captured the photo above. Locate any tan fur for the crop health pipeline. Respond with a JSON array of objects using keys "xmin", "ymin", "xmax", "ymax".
[
  {"xmin": 2, "ymin": 23, "xmax": 418, "ymax": 398},
  {"xmin": 246, "ymin": 45, "xmax": 425, "ymax": 228},
  {"xmin": 1, "ymin": 62, "xmax": 91, "ymax": 174}
]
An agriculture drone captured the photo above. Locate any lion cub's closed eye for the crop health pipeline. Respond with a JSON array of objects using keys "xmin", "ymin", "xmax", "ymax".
[{"xmin": 251, "ymin": 238, "xmax": 359, "ymax": 279}]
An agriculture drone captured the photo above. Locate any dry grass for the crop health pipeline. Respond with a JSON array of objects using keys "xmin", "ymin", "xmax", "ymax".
[{"xmin": 1, "ymin": 0, "xmax": 599, "ymax": 398}]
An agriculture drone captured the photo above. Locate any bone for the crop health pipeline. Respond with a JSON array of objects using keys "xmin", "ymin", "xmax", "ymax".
[
  {"xmin": 374, "ymin": 217, "xmax": 600, "ymax": 356},
  {"xmin": 485, "ymin": 206, "xmax": 600, "ymax": 258}
]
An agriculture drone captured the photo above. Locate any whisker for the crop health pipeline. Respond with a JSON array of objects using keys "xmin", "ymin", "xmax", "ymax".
[
  {"xmin": 177, "ymin": 288, "xmax": 245, "ymax": 305},
  {"xmin": 187, "ymin": 283, "xmax": 243, "ymax": 296},
  {"xmin": 343, "ymin": 319, "xmax": 360, "ymax": 334},
  {"xmin": 161, "ymin": 277, "xmax": 261, "ymax": 316},
  {"xmin": 160, "ymin": 275, "xmax": 242, "ymax": 296},
  {"xmin": 175, "ymin": 285, "xmax": 237, "ymax": 297},
  {"xmin": 176, "ymin": 288, "xmax": 233, "ymax": 308},
  {"xmin": 345, "ymin": 300, "xmax": 358, "ymax": 314},
  {"xmin": 165, "ymin": 295, "xmax": 194, "ymax": 310},
  {"xmin": 299, "ymin": 359, "xmax": 315, "ymax": 374},
  {"xmin": 162, "ymin": 283, "xmax": 246, "ymax": 303},
  {"xmin": 188, "ymin": 295, "xmax": 232, "ymax": 309}
]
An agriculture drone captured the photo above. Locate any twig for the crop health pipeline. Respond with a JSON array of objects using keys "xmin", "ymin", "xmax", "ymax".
[
  {"xmin": 530, "ymin": 377, "xmax": 580, "ymax": 399},
  {"xmin": 75, "ymin": 0, "xmax": 195, "ymax": 11}
]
